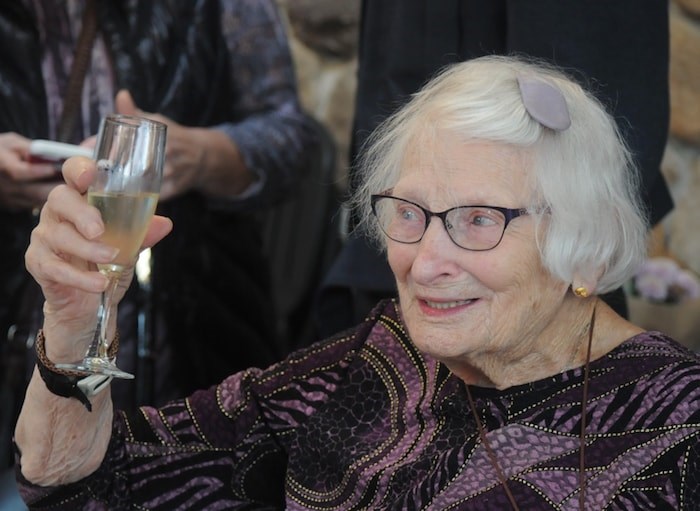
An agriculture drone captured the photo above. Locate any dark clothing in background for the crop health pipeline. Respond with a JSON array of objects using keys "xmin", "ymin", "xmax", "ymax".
[
  {"xmin": 0, "ymin": 0, "xmax": 314, "ymax": 467},
  {"xmin": 317, "ymin": 0, "xmax": 673, "ymax": 337}
]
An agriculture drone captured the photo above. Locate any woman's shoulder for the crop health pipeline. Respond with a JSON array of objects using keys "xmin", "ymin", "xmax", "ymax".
[
  {"xmin": 613, "ymin": 330, "xmax": 700, "ymax": 365},
  {"xmin": 601, "ymin": 330, "xmax": 700, "ymax": 424}
]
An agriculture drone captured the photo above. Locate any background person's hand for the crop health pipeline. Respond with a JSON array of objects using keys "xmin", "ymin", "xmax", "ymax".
[
  {"xmin": 24, "ymin": 156, "xmax": 172, "ymax": 362},
  {"xmin": 80, "ymin": 134, "xmax": 98, "ymax": 151},
  {"xmin": 0, "ymin": 132, "xmax": 63, "ymax": 211},
  {"xmin": 114, "ymin": 89, "xmax": 253, "ymax": 201},
  {"xmin": 115, "ymin": 90, "xmax": 206, "ymax": 201}
]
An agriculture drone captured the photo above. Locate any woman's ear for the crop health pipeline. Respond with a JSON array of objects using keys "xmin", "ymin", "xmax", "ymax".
[{"xmin": 571, "ymin": 269, "xmax": 602, "ymax": 298}]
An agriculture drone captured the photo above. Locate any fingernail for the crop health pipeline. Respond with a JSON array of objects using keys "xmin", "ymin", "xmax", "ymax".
[
  {"xmin": 85, "ymin": 222, "xmax": 103, "ymax": 240},
  {"xmin": 99, "ymin": 275, "xmax": 111, "ymax": 292},
  {"xmin": 78, "ymin": 167, "xmax": 91, "ymax": 181},
  {"xmin": 98, "ymin": 246, "xmax": 119, "ymax": 261}
]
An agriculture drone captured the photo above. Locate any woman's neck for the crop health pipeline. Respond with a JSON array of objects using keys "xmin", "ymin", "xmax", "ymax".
[{"xmin": 448, "ymin": 298, "xmax": 641, "ymax": 389}]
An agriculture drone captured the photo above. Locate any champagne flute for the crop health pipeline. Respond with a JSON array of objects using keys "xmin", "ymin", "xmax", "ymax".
[{"xmin": 56, "ymin": 114, "xmax": 166, "ymax": 379}]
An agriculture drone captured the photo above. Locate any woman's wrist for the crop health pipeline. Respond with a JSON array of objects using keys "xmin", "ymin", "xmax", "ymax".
[
  {"xmin": 41, "ymin": 304, "xmax": 118, "ymax": 362},
  {"xmin": 41, "ymin": 327, "xmax": 96, "ymax": 363},
  {"xmin": 34, "ymin": 329, "xmax": 118, "ymax": 411}
]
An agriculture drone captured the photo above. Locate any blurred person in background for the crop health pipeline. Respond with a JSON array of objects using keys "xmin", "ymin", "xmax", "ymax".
[{"xmin": 0, "ymin": 0, "xmax": 315, "ymax": 472}]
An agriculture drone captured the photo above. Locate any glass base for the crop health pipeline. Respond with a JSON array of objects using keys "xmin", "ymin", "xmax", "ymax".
[{"xmin": 55, "ymin": 358, "xmax": 135, "ymax": 379}]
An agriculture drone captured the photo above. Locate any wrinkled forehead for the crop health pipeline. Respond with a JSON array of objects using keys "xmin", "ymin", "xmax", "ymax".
[{"xmin": 395, "ymin": 129, "xmax": 538, "ymax": 206}]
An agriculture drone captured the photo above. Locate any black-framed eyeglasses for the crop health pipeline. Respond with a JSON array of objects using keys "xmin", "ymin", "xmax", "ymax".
[{"xmin": 371, "ymin": 194, "xmax": 530, "ymax": 251}]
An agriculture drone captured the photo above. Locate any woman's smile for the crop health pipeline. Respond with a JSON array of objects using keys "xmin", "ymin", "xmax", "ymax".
[{"xmin": 419, "ymin": 298, "xmax": 478, "ymax": 312}]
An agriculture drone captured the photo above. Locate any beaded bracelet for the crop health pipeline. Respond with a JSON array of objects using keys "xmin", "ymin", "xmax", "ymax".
[{"xmin": 34, "ymin": 329, "xmax": 119, "ymax": 412}]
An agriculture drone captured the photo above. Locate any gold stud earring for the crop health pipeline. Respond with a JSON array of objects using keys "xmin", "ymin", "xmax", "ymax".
[{"xmin": 573, "ymin": 286, "xmax": 589, "ymax": 298}]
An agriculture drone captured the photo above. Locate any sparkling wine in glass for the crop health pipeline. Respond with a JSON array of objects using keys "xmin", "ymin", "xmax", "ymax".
[{"xmin": 56, "ymin": 114, "xmax": 166, "ymax": 379}]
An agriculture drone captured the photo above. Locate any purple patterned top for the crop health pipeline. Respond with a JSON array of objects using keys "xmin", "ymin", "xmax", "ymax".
[{"xmin": 17, "ymin": 300, "xmax": 700, "ymax": 509}]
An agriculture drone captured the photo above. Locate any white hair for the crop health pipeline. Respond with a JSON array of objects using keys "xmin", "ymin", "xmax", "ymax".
[{"xmin": 353, "ymin": 55, "xmax": 649, "ymax": 293}]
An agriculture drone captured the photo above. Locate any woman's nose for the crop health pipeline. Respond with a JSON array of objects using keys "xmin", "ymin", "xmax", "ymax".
[{"xmin": 411, "ymin": 217, "xmax": 460, "ymax": 279}]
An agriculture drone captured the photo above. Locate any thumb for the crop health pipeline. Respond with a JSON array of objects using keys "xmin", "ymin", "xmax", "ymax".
[{"xmin": 115, "ymin": 89, "xmax": 141, "ymax": 116}]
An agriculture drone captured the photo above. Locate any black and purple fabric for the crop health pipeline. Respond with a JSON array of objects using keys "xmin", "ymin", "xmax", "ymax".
[{"xmin": 17, "ymin": 300, "xmax": 700, "ymax": 509}]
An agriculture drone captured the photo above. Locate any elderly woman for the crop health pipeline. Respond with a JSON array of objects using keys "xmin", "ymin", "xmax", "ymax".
[{"xmin": 14, "ymin": 56, "xmax": 700, "ymax": 510}]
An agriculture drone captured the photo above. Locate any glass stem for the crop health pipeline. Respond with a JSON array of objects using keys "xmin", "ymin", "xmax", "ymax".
[{"xmin": 86, "ymin": 276, "xmax": 119, "ymax": 359}]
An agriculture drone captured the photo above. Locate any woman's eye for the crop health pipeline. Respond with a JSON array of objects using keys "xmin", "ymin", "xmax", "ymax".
[
  {"xmin": 459, "ymin": 208, "xmax": 503, "ymax": 228},
  {"xmin": 399, "ymin": 207, "xmax": 421, "ymax": 221},
  {"xmin": 471, "ymin": 214, "xmax": 497, "ymax": 226}
]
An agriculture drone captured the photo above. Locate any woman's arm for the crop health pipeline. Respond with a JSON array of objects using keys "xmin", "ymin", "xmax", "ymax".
[
  {"xmin": 207, "ymin": 0, "xmax": 316, "ymax": 209},
  {"xmin": 14, "ymin": 157, "xmax": 172, "ymax": 485},
  {"xmin": 15, "ymin": 368, "xmax": 113, "ymax": 485}
]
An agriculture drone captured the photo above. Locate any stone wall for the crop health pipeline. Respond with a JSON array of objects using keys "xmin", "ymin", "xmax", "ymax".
[
  {"xmin": 280, "ymin": 0, "xmax": 700, "ymax": 272},
  {"xmin": 665, "ymin": 0, "xmax": 700, "ymax": 274},
  {"xmin": 276, "ymin": 0, "xmax": 360, "ymax": 193}
]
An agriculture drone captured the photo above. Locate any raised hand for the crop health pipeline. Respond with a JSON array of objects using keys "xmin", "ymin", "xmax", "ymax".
[{"xmin": 24, "ymin": 156, "xmax": 172, "ymax": 364}]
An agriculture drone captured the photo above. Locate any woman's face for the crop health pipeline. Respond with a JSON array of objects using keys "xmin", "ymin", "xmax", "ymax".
[{"xmin": 387, "ymin": 136, "xmax": 569, "ymax": 383}]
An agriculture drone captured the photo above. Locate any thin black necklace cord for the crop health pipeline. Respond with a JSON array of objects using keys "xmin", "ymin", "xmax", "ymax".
[
  {"xmin": 579, "ymin": 300, "xmax": 597, "ymax": 510},
  {"xmin": 465, "ymin": 300, "xmax": 597, "ymax": 511},
  {"xmin": 465, "ymin": 385, "xmax": 520, "ymax": 511}
]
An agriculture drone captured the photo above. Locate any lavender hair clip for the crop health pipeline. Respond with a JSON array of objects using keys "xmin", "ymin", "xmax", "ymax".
[{"xmin": 517, "ymin": 75, "xmax": 571, "ymax": 131}]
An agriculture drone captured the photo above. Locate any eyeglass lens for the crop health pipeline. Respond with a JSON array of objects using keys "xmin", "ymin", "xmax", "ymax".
[{"xmin": 373, "ymin": 196, "xmax": 508, "ymax": 250}]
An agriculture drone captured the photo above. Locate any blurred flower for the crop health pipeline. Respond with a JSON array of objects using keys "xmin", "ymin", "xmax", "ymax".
[
  {"xmin": 675, "ymin": 269, "xmax": 700, "ymax": 300},
  {"xmin": 631, "ymin": 257, "xmax": 700, "ymax": 304},
  {"xmin": 634, "ymin": 273, "xmax": 669, "ymax": 302}
]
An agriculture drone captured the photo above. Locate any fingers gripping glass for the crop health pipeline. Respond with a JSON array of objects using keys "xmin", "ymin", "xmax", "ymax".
[
  {"xmin": 55, "ymin": 114, "xmax": 167, "ymax": 379},
  {"xmin": 371, "ymin": 194, "xmax": 529, "ymax": 251}
]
